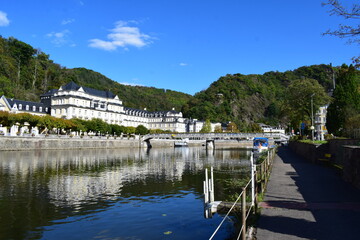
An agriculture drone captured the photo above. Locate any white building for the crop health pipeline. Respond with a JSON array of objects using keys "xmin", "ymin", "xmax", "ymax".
[
  {"xmin": 259, "ymin": 123, "xmax": 285, "ymax": 134},
  {"xmin": 315, "ymin": 105, "xmax": 328, "ymax": 140},
  {"xmin": 42, "ymin": 82, "xmax": 189, "ymax": 132}
]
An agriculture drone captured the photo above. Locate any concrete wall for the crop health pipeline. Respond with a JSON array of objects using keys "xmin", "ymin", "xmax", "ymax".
[
  {"xmin": 328, "ymin": 139, "xmax": 359, "ymax": 166},
  {"xmin": 0, "ymin": 137, "xmax": 141, "ymax": 151},
  {"xmin": 288, "ymin": 141, "xmax": 328, "ymax": 163},
  {"xmin": 342, "ymin": 146, "xmax": 360, "ymax": 189},
  {"xmin": 0, "ymin": 137, "xmax": 255, "ymax": 151},
  {"xmin": 289, "ymin": 140, "xmax": 360, "ymax": 189}
]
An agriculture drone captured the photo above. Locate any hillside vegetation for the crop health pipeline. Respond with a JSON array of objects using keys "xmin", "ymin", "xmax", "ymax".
[
  {"xmin": 0, "ymin": 36, "xmax": 192, "ymax": 112},
  {"xmin": 1, "ymin": 36, "xmax": 353, "ymax": 133},
  {"xmin": 182, "ymin": 65, "xmax": 338, "ymax": 131}
]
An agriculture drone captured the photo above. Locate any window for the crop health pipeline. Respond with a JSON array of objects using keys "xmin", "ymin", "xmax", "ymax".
[
  {"xmin": 45, "ymin": 107, "xmax": 48, "ymax": 112},
  {"xmin": 19, "ymin": 104, "xmax": 22, "ymax": 110},
  {"xmin": 26, "ymin": 105, "xmax": 29, "ymax": 110},
  {"xmin": 39, "ymin": 107, "xmax": 42, "ymax": 112},
  {"xmin": 33, "ymin": 106, "xmax": 36, "ymax": 111}
]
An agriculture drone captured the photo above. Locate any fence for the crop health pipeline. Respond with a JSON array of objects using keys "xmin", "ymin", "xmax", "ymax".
[{"xmin": 207, "ymin": 147, "xmax": 276, "ymax": 240}]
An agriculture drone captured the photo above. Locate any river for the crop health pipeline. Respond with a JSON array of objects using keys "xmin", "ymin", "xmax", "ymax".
[{"xmin": 0, "ymin": 147, "xmax": 251, "ymax": 240}]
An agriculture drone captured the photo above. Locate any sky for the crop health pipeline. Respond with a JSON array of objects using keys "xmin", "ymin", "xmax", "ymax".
[{"xmin": 0, "ymin": 0, "xmax": 358, "ymax": 95}]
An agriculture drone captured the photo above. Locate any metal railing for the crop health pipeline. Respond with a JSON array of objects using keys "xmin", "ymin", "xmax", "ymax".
[{"xmin": 208, "ymin": 147, "xmax": 276, "ymax": 240}]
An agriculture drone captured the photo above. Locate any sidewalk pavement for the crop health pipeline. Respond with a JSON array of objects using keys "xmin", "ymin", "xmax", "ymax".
[{"xmin": 256, "ymin": 147, "xmax": 360, "ymax": 240}]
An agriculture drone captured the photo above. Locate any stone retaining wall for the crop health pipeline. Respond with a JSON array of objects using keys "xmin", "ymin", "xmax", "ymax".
[
  {"xmin": 289, "ymin": 140, "xmax": 360, "ymax": 189},
  {"xmin": 288, "ymin": 141, "xmax": 328, "ymax": 163},
  {"xmin": 0, "ymin": 137, "xmax": 254, "ymax": 151},
  {"xmin": 342, "ymin": 146, "xmax": 360, "ymax": 189},
  {"xmin": 0, "ymin": 137, "xmax": 141, "ymax": 151}
]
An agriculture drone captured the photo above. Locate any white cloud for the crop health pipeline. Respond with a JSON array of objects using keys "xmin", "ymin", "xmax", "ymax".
[
  {"xmin": 89, "ymin": 21, "xmax": 152, "ymax": 51},
  {"xmin": 0, "ymin": 11, "xmax": 10, "ymax": 27},
  {"xmin": 61, "ymin": 18, "xmax": 75, "ymax": 25},
  {"xmin": 179, "ymin": 63, "xmax": 188, "ymax": 66},
  {"xmin": 46, "ymin": 30, "xmax": 71, "ymax": 46}
]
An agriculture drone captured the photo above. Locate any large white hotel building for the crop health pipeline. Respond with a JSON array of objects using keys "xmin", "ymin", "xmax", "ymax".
[{"xmin": 1, "ymin": 82, "xmax": 207, "ymax": 133}]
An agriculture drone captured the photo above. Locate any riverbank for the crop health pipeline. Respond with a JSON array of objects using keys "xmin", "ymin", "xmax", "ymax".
[{"xmin": 0, "ymin": 136, "xmax": 255, "ymax": 151}]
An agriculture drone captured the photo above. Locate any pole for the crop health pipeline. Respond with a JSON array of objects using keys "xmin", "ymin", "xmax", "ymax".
[
  {"xmin": 210, "ymin": 167, "xmax": 215, "ymax": 203},
  {"xmin": 251, "ymin": 152, "xmax": 255, "ymax": 207},
  {"xmin": 311, "ymin": 94, "xmax": 315, "ymax": 141},
  {"xmin": 205, "ymin": 168, "xmax": 209, "ymax": 203},
  {"xmin": 242, "ymin": 188, "xmax": 246, "ymax": 240}
]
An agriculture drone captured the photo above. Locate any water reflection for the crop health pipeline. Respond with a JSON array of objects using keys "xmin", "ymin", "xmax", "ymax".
[{"xmin": 0, "ymin": 147, "xmax": 251, "ymax": 239}]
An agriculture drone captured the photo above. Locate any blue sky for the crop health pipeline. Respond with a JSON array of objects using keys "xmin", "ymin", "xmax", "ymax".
[{"xmin": 0, "ymin": 0, "xmax": 358, "ymax": 95}]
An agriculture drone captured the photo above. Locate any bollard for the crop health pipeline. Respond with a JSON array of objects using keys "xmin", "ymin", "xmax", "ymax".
[
  {"xmin": 210, "ymin": 167, "xmax": 215, "ymax": 203},
  {"xmin": 242, "ymin": 188, "xmax": 246, "ymax": 240}
]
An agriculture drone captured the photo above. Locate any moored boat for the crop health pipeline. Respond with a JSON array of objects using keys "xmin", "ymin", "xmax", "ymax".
[
  {"xmin": 253, "ymin": 137, "xmax": 269, "ymax": 153},
  {"xmin": 174, "ymin": 138, "xmax": 189, "ymax": 147}
]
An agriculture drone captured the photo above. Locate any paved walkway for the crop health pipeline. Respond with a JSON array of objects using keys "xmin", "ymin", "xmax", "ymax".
[{"xmin": 256, "ymin": 147, "xmax": 360, "ymax": 240}]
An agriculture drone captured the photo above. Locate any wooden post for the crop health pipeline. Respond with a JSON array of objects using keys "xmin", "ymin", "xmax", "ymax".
[{"xmin": 242, "ymin": 188, "xmax": 247, "ymax": 240}]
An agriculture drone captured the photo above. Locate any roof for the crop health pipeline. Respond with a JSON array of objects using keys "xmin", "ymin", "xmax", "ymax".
[
  {"xmin": 41, "ymin": 89, "xmax": 58, "ymax": 97},
  {"xmin": 60, "ymin": 82, "xmax": 117, "ymax": 99},
  {"xmin": 6, "ymin": 98, "xmax": 48, "ymax": 113}
]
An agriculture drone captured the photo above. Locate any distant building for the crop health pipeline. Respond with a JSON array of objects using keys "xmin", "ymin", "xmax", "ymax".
[
  {"xmin": 0, "ymin": 96, "xmax": 49, "ymax": 116},
  {"xmin": 314, "ymin": 105, "xmax": 328, "ymax": 140},
  {"xmin": 259, "ymin": 123, "xmax": 285, "ymax": 134}
]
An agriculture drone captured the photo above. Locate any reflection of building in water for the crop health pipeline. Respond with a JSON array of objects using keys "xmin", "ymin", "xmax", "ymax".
[{"xmin": 0, "ymin": 148, "xmax": 250, "ymax": 206}]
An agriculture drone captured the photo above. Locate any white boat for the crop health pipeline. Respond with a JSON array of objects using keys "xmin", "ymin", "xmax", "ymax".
[
  {"xmin": 253, "ymin": 137, "xmax": 269, "ymax": 153},
  {"xmin": 174, "ymin": 138, "xmax": 189, "ymax": 147}
]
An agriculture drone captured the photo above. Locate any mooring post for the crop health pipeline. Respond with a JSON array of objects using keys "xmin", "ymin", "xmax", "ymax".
[
  {"xmin": 242, "ymin": 188, "xmax": 247, "ymax": 240},
  {"xmin": 251, "ymin": 152, "xmax": 255, "ymax": 207},
  {"xmin": 204, "ymin": 168, "xmax": 209, "ymax": 204},
  {"xmin": 210, "ymin": 167, "xmax": 215, "ymax": 203}
]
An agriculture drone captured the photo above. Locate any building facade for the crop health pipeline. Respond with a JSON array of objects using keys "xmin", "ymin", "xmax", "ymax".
[
  {"xmin": 1, "ymin": 82, "xmax": 217, "ymax": 133},
  {"xmin": 314, "ymin": 105, "xmax": 328, "ymax": 140},
  {"xmin": 42, "ymin": 82, "xmax": 189, "ymax": 132}
]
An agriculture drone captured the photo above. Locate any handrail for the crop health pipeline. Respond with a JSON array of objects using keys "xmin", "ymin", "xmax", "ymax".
[
  {"xmin": 208, "ymin": 147, "xmax": 276, "ymax": 240},
  {"xmin": 209, "ymin": 178, "xmax": 252, "ymax": 240}
]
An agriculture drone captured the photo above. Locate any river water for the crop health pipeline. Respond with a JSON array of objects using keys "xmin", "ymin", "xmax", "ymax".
[{"xmin": 0, "ymin": 147, "xmax": 251, "ymax": 240}]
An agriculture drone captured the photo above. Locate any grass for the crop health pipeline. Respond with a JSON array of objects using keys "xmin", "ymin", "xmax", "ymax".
[{"xmin": 299, "ymin": 139, "xmax": 328, "ymax": 144}]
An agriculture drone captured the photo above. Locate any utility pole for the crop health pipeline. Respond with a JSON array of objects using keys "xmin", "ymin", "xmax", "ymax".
[{"xmin": 311, "ymin": 93, "xmax": 315, "ymax": 141}]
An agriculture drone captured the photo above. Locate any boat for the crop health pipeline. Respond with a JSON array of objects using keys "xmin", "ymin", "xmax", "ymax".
[
  {"xmin": 174, "ymin": 138, "xmax": 189, "ymax": 147},
  {"xmin": 253, "ymin": 137, "xmax": 269, "ymax": 153}
]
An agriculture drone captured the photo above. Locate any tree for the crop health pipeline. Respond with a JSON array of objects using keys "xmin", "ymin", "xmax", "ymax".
[
  {"xmin": 135, "ymin": 125, "xmax": 149, "ymax": 135},
  {"xmin": 326, "ymin": 64, "xmax": 360, "ymax": 135},
  {"xmin": 200, "ymin": 119, "xmax": 212, "ymax": 133},
  {"xmin": 323, "ymin": 0, "xmax": 360, "ymax": 66},
  {"xmin": 226, "ymin": 122, "xmax": 238, "ymax": 133},
  {"xmin": 214, "ymin": 125, "xmax": 222, "ymax": 133},
  {"xmin": 286, "ymin": 78, "xmax": 331, "ymax": 130},
  {"xmin": 0, "ymin": 111, "xmax": 10, "ymax": 127}
]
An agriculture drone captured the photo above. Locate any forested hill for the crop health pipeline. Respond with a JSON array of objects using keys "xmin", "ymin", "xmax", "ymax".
[
  {"xmin": 181, "ymin": 64, "xmax": 339, "ymax": 131},
  {"xmin": 0, "ymin": 36, "xmax": 348, "ymax": 130},
  {"xmin": 0, "ymin": 36, "xmax": 192, "ymax": 112}
]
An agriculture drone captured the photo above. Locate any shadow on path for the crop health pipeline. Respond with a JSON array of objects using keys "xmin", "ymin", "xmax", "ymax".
[{"xmin": 256, "ymin": 146, "xmax": 360, "ymax": 240}]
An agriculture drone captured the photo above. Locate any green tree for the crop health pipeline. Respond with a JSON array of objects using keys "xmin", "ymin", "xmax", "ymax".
[
  {"xmin": 86, "ymin": 118, "xmax": 111, "ymax": 135},
  {"xmin": 38, "ymin": 115, "xmax": 56, "ymax": 133},
  {"xmin": 226, "ymin": 122, "xmax": 238, "ymax": 133},
  {"xmin": 0, "ymin": 111, "xmax": 10, "ymax": 127},
  {"xmin": 326, "ymin": 64, "xmax": 360, "ymax": 135},
  {"xmin": 214, "ymin": 125, "xmax": 222, "ymax": 133},
  {"xmin": 286, "ymin": 78, "xmax": 331, "ymax": 130},
  {"xmin": 200, "ymin": 119, "xmax": 212, "ymax": 133},
  {"xmin": 135, "ymin": 125, "xmax": 149, "ymax": 135}
]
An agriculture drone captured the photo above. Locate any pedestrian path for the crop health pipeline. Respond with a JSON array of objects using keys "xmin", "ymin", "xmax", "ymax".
[{"xmin": 256, "ymin": 147, "xmax": 360, "ymax": 240}]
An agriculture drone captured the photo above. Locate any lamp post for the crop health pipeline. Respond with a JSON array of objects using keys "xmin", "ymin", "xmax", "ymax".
[{"xmin": 310, "ymin": 93, "xmax": 315, "ymax": 141}]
